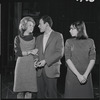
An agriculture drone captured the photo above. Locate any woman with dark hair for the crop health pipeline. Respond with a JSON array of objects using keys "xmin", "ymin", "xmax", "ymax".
[
  {"xmin": 64, "ymin": 21, "xmax": 96, "ymax": 98},
  {"xmin": 13, "ymin": 16, "xmax": 38, "ymax": 99}
]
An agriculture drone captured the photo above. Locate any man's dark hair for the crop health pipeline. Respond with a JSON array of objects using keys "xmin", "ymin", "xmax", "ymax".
[{"xmin": 40, "ymin": 15, "xmax": 53, "ymax": 28}]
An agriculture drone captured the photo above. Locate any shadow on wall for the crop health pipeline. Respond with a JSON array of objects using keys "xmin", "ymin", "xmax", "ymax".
[
  {"xmin": 0, "ymin": 74, "xmax": 1, "ymax": 100},
  {"xmin": 0, "ymin": 4, "xmax": 1, "ymax": 55}
]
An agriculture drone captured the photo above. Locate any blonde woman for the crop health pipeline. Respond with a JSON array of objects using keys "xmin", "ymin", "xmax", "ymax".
[{"xmin": 13, "ymin": 16, "xmax": 38, "ymax": 99}]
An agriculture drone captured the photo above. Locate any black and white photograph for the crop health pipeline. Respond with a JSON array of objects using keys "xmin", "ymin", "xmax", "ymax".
[{"xmin": 1, "ymin": 0, "xmax": 100, "ymax": 99}]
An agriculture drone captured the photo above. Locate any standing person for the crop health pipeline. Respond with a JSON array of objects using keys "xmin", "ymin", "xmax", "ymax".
[
  {"xmin": 64, "ymin": 21, "xmax": 96, "ymax": 98},
  {"xmin": 13, "ymin": 16, "xmax": 38, "ymax": 99},
  {"xmin": 35, "ymin": 15, "xmax": 64, "ymax": 98}
]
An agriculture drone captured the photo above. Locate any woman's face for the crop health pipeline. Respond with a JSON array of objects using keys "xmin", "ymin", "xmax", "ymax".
[
  {"xmin": 26, "ymin": 21, "xmax": 35, "ymax": 33},
  {"xmin": 69, "ymin": 25, "xmax": 78, "ymax": 37}
]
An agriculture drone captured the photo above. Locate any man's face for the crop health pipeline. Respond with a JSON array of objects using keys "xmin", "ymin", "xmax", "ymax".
[{"xmin": 38, "ymin": 19, "xmax": 47, "ymax": 33}]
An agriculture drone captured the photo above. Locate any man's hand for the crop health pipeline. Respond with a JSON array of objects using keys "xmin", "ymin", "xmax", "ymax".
[
  {"xmin": 34, "ymin": 59, "xmax": 39, "ymax": 68},
  {"xmin": 36, "ymin": 60, "xmax": 46, "ymax": 67}
]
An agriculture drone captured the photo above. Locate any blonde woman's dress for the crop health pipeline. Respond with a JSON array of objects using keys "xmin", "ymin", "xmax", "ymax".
[{"xmin": 13, "ymin": 35, "xmax": 37, "ymax": 92}]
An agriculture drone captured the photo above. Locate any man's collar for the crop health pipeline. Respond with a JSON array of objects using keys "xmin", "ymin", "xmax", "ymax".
[{"xmin": 44, "ymin": 29, "xmax": 53, "ymax": 36}]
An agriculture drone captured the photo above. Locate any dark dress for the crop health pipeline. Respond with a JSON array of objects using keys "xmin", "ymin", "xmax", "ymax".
[
  {"xmin": 13, "ymin": 34, "xmax": 37, "ymax": 92},
  {"xmin": 64, "ymin": 38, "xmax": 96, "ymax": 98}
]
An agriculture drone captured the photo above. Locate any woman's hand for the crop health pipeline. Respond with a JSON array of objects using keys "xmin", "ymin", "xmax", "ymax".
[
  {"xmin": 22, "ymin": 51, "xmax": 28, "ymax": 56},
  {"xmin": 28, "ymin": 49, "xmax": 38, "ymax": 55},
  {"xmin": 77, "ymin": 74, "xmax": 86, "ymax": 84},
  {"xmin": 81, "ymin": 74, "xmax": 88, "ymax": 84},
  {"xmin": 80, "ymin": 75, "xmax": 87, "ymax": 84}
]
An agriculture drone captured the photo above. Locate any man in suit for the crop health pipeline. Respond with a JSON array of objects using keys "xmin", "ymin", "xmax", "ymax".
[{"xmin": 35, "ymin": 15, "xmax": 64, "ymax": 98}]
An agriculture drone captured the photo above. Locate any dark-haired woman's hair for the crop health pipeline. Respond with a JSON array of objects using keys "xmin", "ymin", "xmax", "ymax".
[{"xmin": 71, "ymin": 21, "xmax": 88, "ymax": 39}]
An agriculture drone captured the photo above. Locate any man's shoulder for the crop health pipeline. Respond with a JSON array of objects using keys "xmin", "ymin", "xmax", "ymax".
[
  {"xmin": 52, "ymin": 30, "xmax": 61, "ymax": 34},
  {"xmin": 36, "ymin": 34, "xmax": 43, "ymax": 40},
  {"xmin": 52, "ymin": 31, "xmax": 63, "ymax": 38}
]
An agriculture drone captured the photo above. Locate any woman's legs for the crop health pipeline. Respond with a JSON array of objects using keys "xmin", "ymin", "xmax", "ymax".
[
  {"xmin": 25, "ymin": 92, "xmax": 32, "ymax": 99},
  {"xmin": 32, "ymin": 92, "xmax": 37, "ymax": 98},
  {"xmin": 17, "ymin": 91, "xmax": 37, "ymax": 99},
  {"xmin": 17, "ymin": 92, "xmax": 24, "ymax": 99}
]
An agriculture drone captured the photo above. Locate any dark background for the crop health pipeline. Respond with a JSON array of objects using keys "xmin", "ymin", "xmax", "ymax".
[{"xmin": 1, "ymin": 0, "xmax": 100, "ymax": 99}]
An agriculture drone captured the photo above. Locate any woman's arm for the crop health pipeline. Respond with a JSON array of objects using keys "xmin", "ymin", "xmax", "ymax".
[
  {"xmin": 65, "ymin": 40, "xmax": 86, "ymax": 83},
  {"xmin": 14, "ymin": 36, "xmax": 22, "ymax": 59},
  {"xmin": 66, "ymin": 59, "xmax": 80, "ymax": 77},
  {"xmin": 83, "ymin": 60, "xmax": 95, "ymax": 79},
  {"xmin": 14, "ymin": 36, "xmax": 30, "ymax": 56},
  {"xmin": 83, "ymin": 39, "xmax": 96, "ymax": 79},
  {"xmin": 27, "ymin": 49, "xmax": 38, "ymax": 55},
  {"xmin": 66, "ymin": 59, "xmax": 85, "ymax": 82}
]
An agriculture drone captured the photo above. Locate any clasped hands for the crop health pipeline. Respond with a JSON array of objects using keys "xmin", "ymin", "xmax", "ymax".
[
  {"xmin": 34, "ymin": 59, "xmax": 46, "ymax": 68},
  {"xmin": 77, "ymin": 74, "xmax": 87, "ymax": 84}
]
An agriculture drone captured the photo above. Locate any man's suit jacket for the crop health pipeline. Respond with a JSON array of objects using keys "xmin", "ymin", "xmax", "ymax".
[{"xmin": 36, "ymin": 31, "xmax": 64, "ymax": 78}]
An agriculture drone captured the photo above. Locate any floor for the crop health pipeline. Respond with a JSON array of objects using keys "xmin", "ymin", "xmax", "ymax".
[{"xmin": 1, "ymin": 64, "xmax": 100, "ymax": 99}]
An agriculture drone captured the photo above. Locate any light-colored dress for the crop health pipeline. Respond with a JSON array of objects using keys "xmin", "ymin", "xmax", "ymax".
[
  {"xmin": 64, "ymin": 38, "xmax": 96, "ymax": 98},
  {"xmin": 13, "ymin": 35, "xmax": 37, "ymax": 92}
]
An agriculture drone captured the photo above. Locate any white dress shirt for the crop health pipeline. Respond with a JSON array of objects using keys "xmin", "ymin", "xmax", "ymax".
[{"xmin": 43, "ymin": 30, "xmax": 52, "ymax": 52}]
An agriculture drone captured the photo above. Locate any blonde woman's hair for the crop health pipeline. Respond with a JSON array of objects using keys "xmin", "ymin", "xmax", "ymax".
[{"xmin": 19, "ymin": 16, "xmax": 35, "ymax": 35}]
